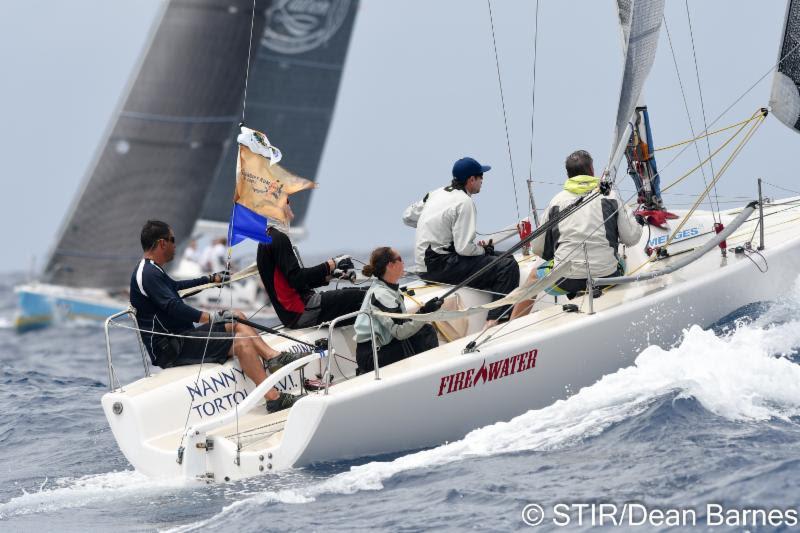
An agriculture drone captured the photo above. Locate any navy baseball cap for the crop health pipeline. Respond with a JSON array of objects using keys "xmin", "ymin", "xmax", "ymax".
[{"xmin": 452, "ymin": 157, "xmax": 491, "ymax": 182}]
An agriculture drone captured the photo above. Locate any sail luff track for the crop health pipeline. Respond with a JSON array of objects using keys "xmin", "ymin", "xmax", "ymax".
[{"xmin": 609, "ymin": 0, "xmax": 665, "ymax": 170}]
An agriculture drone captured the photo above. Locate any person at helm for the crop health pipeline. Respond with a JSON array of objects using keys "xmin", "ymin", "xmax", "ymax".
[{"xmin": 130, "ymin": 220, "xmax": 302, "ymax": 413}]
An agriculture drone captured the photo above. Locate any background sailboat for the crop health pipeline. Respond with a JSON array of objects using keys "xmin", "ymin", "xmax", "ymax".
[{"xmin": 14, "ymin": 0, "xmax": 359, "ymax": 330}]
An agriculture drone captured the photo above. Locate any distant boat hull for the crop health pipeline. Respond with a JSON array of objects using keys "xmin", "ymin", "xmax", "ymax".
[
  {"xmin": 14, "ymin": 283, "xmax": 126, "ymax": 332},
  {"xmin": 14, "ymin": 266, "xmax": 273, "ymax": 332}
]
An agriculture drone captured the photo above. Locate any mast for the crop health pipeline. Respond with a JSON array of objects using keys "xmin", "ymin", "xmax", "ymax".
[{"xmin": 606, "ymin": 0, "xmax": 665, "ymax": 180}]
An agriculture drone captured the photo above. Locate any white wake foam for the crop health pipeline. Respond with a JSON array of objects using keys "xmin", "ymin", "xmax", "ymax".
[
  {"xmin": 0, "ymin": 470, "xmax": 184, "ymax": 519},
  {"xmin": 170, "ymin": 291, "xmax": 800, "ymax": 531}
]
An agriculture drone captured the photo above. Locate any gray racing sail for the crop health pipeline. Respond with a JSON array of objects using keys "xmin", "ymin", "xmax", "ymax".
[
  {"xmin": 770, "ymin": 0, "xmax": 800, "ymax": 132},
  {"xmin": 199, "ymin": 0, "xmax": 359, "ymax": 229},
  {"xmin": 45, "ymin": 0, "xmax": 266, "ymax": 289},
  {"xmin": 610, "ymin": 0, "xmax": 665, "ymax": 168}
]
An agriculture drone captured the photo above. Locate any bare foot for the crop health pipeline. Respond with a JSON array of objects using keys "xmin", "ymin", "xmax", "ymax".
[{"xmin": 482, "ymin": 319, "xmax": 498, "ymax": 332}]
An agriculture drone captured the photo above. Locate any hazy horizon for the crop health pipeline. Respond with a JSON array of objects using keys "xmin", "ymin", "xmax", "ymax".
[{"xmin": 1, "ymin": 0, "xmax": 797, "ymax": 277}]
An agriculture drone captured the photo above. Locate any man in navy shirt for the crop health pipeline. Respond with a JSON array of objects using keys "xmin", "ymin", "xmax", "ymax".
[{"xmin": 130, "ymin": 220, "xmax": 301, "ymax": 412}]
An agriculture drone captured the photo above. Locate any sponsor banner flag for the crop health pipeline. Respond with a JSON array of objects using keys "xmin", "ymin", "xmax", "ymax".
[{"xmin": 228, "ymin": 127, "xmax": 315, "ymax": 245}]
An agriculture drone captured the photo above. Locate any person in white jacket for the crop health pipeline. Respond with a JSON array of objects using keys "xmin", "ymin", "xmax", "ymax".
[
  {"xmin": 512, "ymin": 150, "xmax": 643, "ymax": 318},
  {"xmin": 403, "ymin": 157, "xmax": 520, "ymax": 326}
]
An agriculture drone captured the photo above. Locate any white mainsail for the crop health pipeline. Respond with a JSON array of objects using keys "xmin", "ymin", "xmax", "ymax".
[{"xmin": 608, "ymin": 0, "xmax": 665, "ymax": 173}]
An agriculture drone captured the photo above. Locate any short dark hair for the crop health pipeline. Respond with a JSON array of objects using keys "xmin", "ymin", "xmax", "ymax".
[
  {"xmin": 141, "ymin": 220, "xmax": 171, "ymax": 251},
  {"xmin": 565, "ymin": 150, "xmax": 593, "ymax": 178}
]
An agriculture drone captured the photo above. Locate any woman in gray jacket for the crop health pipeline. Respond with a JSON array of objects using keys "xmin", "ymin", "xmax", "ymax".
[{"xmin": 354, "ymin": 247, "xmax": 439, "ymax": 373}]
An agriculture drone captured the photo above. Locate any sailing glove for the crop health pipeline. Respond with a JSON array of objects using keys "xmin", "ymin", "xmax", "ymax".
[
  {"xmin": 216, "ymin": 310, "xmax": 235, "ymax": 322},
  {"xmin": 210, "ymin": 270, "xmax": 231, "ymax": 284},
  {"xmin": 418, "ymin": 297, "xmax": 443, "ymax": 314},
  {"xmin": 332, "ymin": 268, "xmax": 357, "ymax": 282},
  {"xmin": 332, "ymin": 255, "xmax": 354, "ymax": 271}
]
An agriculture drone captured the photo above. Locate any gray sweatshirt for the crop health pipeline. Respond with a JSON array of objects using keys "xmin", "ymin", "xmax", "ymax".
[{"xmin": 354, "ymin": 278, "xmax": 426, "ymax": 346}]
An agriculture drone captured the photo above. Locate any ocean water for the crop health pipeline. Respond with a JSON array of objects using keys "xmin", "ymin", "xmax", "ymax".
[{"xmin": 2, "ymin": 272, "xmax": 800, "ymax": 532}]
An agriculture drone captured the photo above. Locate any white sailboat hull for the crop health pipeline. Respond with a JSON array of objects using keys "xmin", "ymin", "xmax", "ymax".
[{"xmin": 101, "ymin": 200, "xmax": 800, "ymax": 481}]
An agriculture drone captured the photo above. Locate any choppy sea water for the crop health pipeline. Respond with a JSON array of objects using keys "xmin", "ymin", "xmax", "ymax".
[{"xmin": 1, "ymin": 272, "xmax": 800, "ymax": 532}]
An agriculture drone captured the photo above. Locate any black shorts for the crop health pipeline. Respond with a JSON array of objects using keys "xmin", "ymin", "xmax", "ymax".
[{"xmin": 155, "ymin": 323, "xmax": 233, "ymax": 368}]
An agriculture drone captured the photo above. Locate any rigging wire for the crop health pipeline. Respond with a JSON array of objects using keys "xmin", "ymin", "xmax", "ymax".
[
  {"xmin": 231, "ymin": 0, "xmax": 258, "ymax": 452},
  {"xmin": 471, "ymin": 109, "xmax": 766, "ymax": 350},
  {"xmin": 662, "ymin": 15, "xmax": 718, "ymax": 223},
  {"xmin": 653, "ymin": 117, "xmax": 756, "ymax": 151},
  {"xmin": 527, "ymin": 0, "xmax": 541, "ymax": 216},
  {"xmin": 684, "ymin": 0, "xmax": 722, "ymax": 216},
  {"xmin": 660, "ymin": 110, "xmax": 763, "ymax": 194},
  {"xmin": 662, "ymin": 112, "xmax": 766, "ymax": 250},
  {"xmin": 760, "ymin": 179, "xmax": 800, "ymax": 196},
  {"xmin": 632, "ymin": 37, "xmax": 800, "ymax": 194},
  {"xmin": 241, "ymin": 0, "xmax": 257, "ymax": 124},
  {"xmin": 486, "ymin": 0, "xmax": 521, "ymax": 220}
]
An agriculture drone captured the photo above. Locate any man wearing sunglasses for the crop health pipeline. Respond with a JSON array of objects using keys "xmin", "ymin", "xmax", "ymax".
[
  {"xmin": 403, "ymin": 157, "xmax": 520, "ymax": 327},
  {"xmin": 129, "ymin": 220, "xmax": 303, "ymax": 413}
]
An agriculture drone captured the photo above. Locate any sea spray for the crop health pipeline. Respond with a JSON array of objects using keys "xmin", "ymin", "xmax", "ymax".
[{"xmin": 168, "ymin": 312, "xmax": 800, "ymax": 531}]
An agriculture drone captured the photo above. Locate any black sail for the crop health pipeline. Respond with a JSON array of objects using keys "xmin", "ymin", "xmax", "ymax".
[
  {"xmin": 199, "ymin": 0, "xmax": 359, "ymax": 227},
  {"xmin": 44, "ymin": 0, "xmax": 267, "ymax": 289},
  {"xmin": 770, "ymin": 0, "xmax": 800, "ymax": 133}
]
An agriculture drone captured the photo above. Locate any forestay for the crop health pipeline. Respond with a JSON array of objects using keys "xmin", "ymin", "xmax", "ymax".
[
  {"xmin": 770, "ymin": 0, "xmax": 800, "ymax": 132},
  {"xmin": 610, "ymin": 0, "xmax": 665, "ymax": 168}
]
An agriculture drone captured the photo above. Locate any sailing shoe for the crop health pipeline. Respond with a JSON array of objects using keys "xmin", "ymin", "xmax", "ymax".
[
  {"xmin": 266, "ymin": 350, "xmax": 309, "ymax": 374},
  {"xmin": 266, "ymin": 392, "xmax": 304, "ymax": 413},
  {"xmin": 271, "ymin": 350, "xmax": 304, "ymax": 366}
]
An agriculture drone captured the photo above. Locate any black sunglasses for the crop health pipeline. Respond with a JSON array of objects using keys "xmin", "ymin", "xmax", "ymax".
[{"xmin": 162, "ymin": 235, "xmax": 175, "ymax": 244}]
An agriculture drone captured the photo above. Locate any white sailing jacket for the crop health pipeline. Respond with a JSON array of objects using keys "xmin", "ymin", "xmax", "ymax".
[
  {"xmin": 403, "ymin": 186, "xmax": 484, "ymax": 273},
  {"xmin": 531, "ymin": 176, "xmax": 642, "ymax": 279}
]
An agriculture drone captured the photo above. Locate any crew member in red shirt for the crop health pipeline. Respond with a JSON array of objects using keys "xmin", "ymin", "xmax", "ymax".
[{"xmin": 256, "ymin": 199, "xmax": 365, "ymax": 328}]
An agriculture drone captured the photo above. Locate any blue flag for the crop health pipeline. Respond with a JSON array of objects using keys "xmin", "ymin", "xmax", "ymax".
[
  {"xmin": 228, "ymin": 127, "xmax": 314, "ymax": 246},
  {"xmin": 227, "ymin": 203, "xmax": 272, "ymax": 246}
]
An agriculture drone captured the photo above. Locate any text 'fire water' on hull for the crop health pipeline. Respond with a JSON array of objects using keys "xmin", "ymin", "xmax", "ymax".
[{"xmin": 102, "ymin": 200, "xmax": 800, "ymax": 481}]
